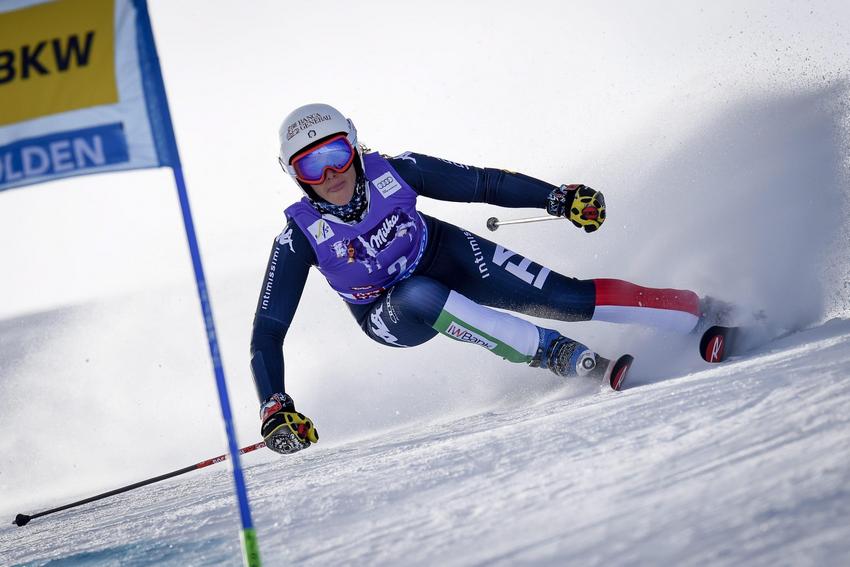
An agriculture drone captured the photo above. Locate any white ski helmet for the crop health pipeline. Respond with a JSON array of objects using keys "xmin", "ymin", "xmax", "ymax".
[{"xmin": 278, "ymin": 103, "xmax": 362, "ymax": 191}]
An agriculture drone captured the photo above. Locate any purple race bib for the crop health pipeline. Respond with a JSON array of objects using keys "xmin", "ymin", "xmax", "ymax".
[{"xmin": 286, "ymin": 152, "xmax": 428, "ymax": 303}]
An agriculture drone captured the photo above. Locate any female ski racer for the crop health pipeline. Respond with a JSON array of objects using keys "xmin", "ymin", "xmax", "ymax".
[{"xmin": 251, "ymin": 103, "xmax": 710, "ymax": 454}]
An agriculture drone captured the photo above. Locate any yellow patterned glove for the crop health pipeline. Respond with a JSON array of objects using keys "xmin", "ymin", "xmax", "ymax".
[
  {"xmin": 547, "ymin": 184, "xmax": 606, "ymax": 233},
  {"xmin": 260, "ymin": 393, "xmax": 319, "ymax": 454}
]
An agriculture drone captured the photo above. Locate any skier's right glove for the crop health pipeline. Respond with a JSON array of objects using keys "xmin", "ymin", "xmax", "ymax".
[
  {"xmin": 260, "ymin": 392, "xmax": 319, "ymax": 455},
  {"xmin": 547, "ymin": 184, "xmax": 606, "ymax": 233}
]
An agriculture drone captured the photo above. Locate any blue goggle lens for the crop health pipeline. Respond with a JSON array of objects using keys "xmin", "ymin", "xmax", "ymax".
[{"xmin": 292, "ymin": 137, "xmax": 354, "ymax": 183}]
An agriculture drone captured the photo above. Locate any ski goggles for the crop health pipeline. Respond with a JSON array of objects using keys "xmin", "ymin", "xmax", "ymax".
[{"xmin": 288, "ymin": 134, "xmax": 355, "ymax": 185}]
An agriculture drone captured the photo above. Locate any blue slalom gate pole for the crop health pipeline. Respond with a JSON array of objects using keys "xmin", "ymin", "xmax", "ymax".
[
  {"xmin": 171, "ymin": 164, "xmax": 261, "ymax": 567},
  {"xmin": 130, "ymin": 2, "xmax": 262, "ymax": 562}
]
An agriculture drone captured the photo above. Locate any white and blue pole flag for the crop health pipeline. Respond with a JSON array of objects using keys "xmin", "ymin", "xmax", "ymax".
[{"xmin": 0, "ymin": 1, "xmax": 261, "ymax": 564}]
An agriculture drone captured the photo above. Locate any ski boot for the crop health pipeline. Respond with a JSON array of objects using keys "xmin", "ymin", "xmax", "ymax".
[
  {"xmin": 532, "ymin": 329, "xmax": 634, "ymax": 390},
  {"xmin": 693, "ymin": 296, "xmax": 737, "ymax": 335}
]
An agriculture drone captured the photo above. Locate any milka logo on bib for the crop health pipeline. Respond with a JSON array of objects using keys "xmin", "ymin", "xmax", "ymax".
[
  {"xmin": 330, "ymin": 208, "xmax": 417, "ymax": 274},
  {"xmin": 369, "ymin": 212, "xmax": 409, "ymax": 250},
  {"xmin": 373, "ymin": 171, "xmax": 402, "ymax": 198},
  {"xmin": 307, "ymin": 218, "xmax": 334, "ymax": 244}
]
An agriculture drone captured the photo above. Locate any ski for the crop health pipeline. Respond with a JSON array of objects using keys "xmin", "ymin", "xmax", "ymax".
[
  {"xmin": 700, "ymin": 325, "xmax": 740, "ymax": 363},
  {"xmin": 606, "ymin": 354, "xmax": 634, "ymax": 390},
  {"xmin": 699, "ymin": 324, "xmax": 799, "ymax": 363}
]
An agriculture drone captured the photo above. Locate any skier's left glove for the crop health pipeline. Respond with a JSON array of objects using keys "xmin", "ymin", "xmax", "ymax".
[
  {"xmin": 547, "ymin": 184, "xmax": 606, "ymax": 233},
  {"xmin": 260, "ymin": 393, "xmax": 319, "ymax": 455}
]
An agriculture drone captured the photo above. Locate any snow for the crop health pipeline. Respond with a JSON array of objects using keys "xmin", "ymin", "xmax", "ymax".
[
  {"xmin": 3, "ymin": 320, "xmax": 850, "ymax": 565},
  {"xmin": 2, "ymin": 0, "xmax": 850, "ymax": 565}
]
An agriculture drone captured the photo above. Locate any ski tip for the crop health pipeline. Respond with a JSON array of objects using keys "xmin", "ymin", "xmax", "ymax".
[
  {"xmin": 609, "ymin": 354, "xmax": 634, "ymax": 391},
  {"xmin": 700, "ymin": 325, "xmax": 734, "ymax": 363}
]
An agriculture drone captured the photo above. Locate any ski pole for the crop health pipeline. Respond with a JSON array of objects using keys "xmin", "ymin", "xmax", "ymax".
[
  {"xmin": 486, "ymin": 215, "xmax": 560, "ymax": 231},
  {"xmin": 12, "ymin": 441, "xmax": 266, "ymax": 527}
]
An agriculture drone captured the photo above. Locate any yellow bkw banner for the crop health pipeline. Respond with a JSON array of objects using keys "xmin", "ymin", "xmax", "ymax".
[
  {"xmin": 0, "ymin": 0, "xmax": 178, "ymax": 192},
  {"xmin": 1, "ymin": 0, "xmax": 117, "ymax": 126}
]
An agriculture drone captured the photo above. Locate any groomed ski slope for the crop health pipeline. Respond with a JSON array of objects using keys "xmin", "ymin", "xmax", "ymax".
[
  {"xmin": 3, "ymin": 318, "xmax": 849, "ymax": 566},
  {"xmin": 2, "ymin": 3, "xmax": 850, "ymax": 564}
]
